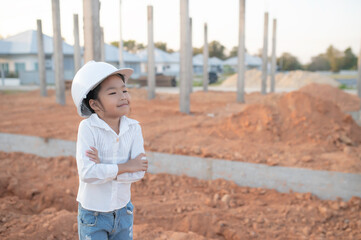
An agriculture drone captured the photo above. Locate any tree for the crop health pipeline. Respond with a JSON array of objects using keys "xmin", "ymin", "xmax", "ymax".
[
  {"xmin": 340, "ymin": 47, "xmax": 357, "ymax": 70},
  {"xmin": 326, "ymin": 45, "xmax": 342, "ymax": 72},
  {"xmin": 110, "ymin": 41, "xmax": 119, "ymax": 47},
  {"xmin": 306, "ymin": 54, "xmax": 330, "ymax": 71},
  {"xmin": 277, "ymin": 52, "xmax": 303, "ymax": 71},
  {"xmin": 209, "ymin": 41, "xmax": 226, "ymax": 59},
  {"xmin": 229, "ymin": 46, "xmax": 238, "ymax": 58},
  {"xmin": 192, "ymin": 47, "xmax": 202, "ymax": 56},
  {"xmin": 136, "ymin": 43, "xmax": 145, "ymax": 51},
  {"xmin": 154, "ymin": 42, "xmax": 174, "ymax": 53},
  {"xmin": 229, "ymin": 46, "xmax": 248, "ymax": 58},
  {"xmin": 124, "ymin": 40, "xmax": 138, "ymax": 53},
  {"xmin": 110, "ymin": 40, "xmax": 145, "ymax": 53}
]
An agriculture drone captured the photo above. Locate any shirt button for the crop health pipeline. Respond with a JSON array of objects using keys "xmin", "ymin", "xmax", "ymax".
[{"xmin": 116, "ymin": 138, "xmax": 119, "ymax": 142}]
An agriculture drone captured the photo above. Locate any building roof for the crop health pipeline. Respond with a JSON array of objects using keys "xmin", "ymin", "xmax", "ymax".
[
  {"xmin": 0, "ymin": 30, "xmax": 74, "ymax": 55},
  {"xmin": 223, "ymin": 53, "xmax": 262, "ymax": 67},
  {"xmin": 104, "ymin": 44, "xmax": 141, "ymax": 63},
  {"xmin": 136, "ymin": 48, "xmax": 179, "ymax": 63},
  {"xmin": 192, "ymin": 54, "xmax": 224, "ymax": 66}
]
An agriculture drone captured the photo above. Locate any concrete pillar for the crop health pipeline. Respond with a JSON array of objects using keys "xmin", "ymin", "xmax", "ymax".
[
  {"xmin": 147, "ymin": 5, "xmax": 155, "ymax": 100},
  {"xmin": 37, "ymin": 19, "xmax": 47, "ymax": 97},
  {"xmin": 83, "ymin": 0, "xmax": 101, "ymax": 62},
  {"xmin": 270, "ymin": 18, "xmax": 277, "ymax": 93},
  {"xmin": 73, "ymin": 14, "xmax": 81, "ymax": 72},
  {"xmin": 358, "ymin": 38, "xmax": 361, "ymax": 98},
  {"xmin": 100, "ymin": 27, "xmax": 105, "ymax": 62},
  {"xmin": 261, "ymin": 12, "xmax": 269, "ymax": 95},
  {"xmin": 189, "ymin": 17, "xmax": 193, "ymax": 94},
  {"xmin": 203, "ymin": 23, "xmax": 208, "ymax": 92},
  {"xmin": 1, "ymin": 64, "xmax": 4, "ymax": 86},
  {"xmin": 180, "ymin": 0, "xmax": 190, "ymax": 114},
  {"xmin": 51, "ymin": 0, "xmax": 65, "ymax": 105},
  {"xmin": 237, "ymin": 0, "xmax": 246, "ymax": 103},
  {"xmin": 118, "ymin": 0, "xmax": 124, "ymax": 68}
]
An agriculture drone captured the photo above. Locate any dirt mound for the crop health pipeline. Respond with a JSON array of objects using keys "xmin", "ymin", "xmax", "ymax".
[
  {"xmin": 299, "ymin": 83, "xmax": 361, "ymax": 112},
  {"xmin": 221, "ymin": 69, "xmax": 340, "ymax": 89},
  {"xmin": 218, "ymin": 91, "xmax": 361, "ymax": 147}
]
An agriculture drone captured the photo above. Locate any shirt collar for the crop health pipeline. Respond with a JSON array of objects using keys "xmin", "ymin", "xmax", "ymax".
[{"xmin": 89, "ymin": 114, "xmax": 139, "ymax": 136}]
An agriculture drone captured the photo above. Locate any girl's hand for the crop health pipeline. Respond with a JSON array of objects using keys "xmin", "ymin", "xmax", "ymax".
[
  {"xmin": 126, "ymin": 153, "xmax": 148, "ymax": 172},
  {"xmin": 86, "ymin": 147, "xmax": 100, "ymax": 164}
]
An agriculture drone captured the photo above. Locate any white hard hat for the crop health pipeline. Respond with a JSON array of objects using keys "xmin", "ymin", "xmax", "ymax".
[{"xmin": 71, "ymin": 61, "xmax": 134, "ymax": 118}]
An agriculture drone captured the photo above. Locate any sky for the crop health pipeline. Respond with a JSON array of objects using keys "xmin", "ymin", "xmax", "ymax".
[{"xmin": 0, "ymin": 0, "xmax": 360, "ymax": 64}]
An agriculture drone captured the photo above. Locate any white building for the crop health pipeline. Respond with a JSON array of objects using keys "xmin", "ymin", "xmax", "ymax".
[
  {"xmin": 104, "ymin": 44, "xmax": 141, "ymax": 78},
  {"xmin": 0, "ymin": 30, "xmax": 142, "ymax": 84},
  {"xmin": 222, "ymin": 53, "xmax": 263, "ymax": 73},
  {"xmin": 0, "ymin": 30, "xmax": 75, "ymax": 83},
  {"xmin": 136, "ymin": 48, "xmax": 179, "ymax": 76}
]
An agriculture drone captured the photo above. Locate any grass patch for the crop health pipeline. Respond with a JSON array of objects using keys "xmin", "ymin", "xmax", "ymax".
[
  {"xmin": 338, "ymin": 84, "xmax": 356, "ymax": 90},
  {"xmin": 329, "ymin": 74, "xmax": 357, "ymax": 80},
  {"xmin": 0, "ymin": 90, "xmax": 24, "ymax": 95}
]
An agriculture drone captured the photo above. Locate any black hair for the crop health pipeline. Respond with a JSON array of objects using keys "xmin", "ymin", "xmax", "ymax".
[{"xmin": 81, "ymin": 73, "xmax": 125, "ymax": 115}]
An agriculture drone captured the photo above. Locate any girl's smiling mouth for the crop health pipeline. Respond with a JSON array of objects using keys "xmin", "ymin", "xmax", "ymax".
[{"xmin": 117, "ymin": 103, "xmax": 128, "ymax": 107}]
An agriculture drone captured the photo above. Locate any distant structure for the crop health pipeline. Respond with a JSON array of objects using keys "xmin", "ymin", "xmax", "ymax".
[
  {"xmin": 73, "ymin": 14, "xmax": 81, "ymax": 72},
  {"xmin": 179, "ymin": 0, "xmax": 190, "ymax": 114},
  {"xmin": 203, "ymin": 23, "xmax": 208, "ymax": 92},
  {"xmin": 270, "ymin": 19, "xmax": 277, "ymax": 93},
  {"xmin": 51, "ymin": 0, "xmax": 65, "ymax": 105},
  {"xmin": 83, "ymin": 0, "xmax": 101, "ymax": 62},
  {"xmin": 357, "ymin": 38, "xmax": 361, "ymax": 98},
  {"xmin": 261, "ymin": 12, "xmax": 269, "ymax": 95},
  {"xmin": 189, "ymin": 17, "xmax": 193, "ymax": 94},
  {"xmin": 237, "ymin": 0, "xmax": 246, "ymax": 102},
  {"xmin": 118, "ymin": 0, "xmax": 124, "ymax": 68},
  {"xmin": 147, "ymin": 5, "xmax": 155, "ymax": 99},
  {"xmin": 36, "ymin": 19, "xmax": 47, "ymax": 97}
]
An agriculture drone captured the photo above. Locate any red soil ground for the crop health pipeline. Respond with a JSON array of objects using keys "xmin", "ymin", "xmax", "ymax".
[
  {"xmin": 0, "ymin": 84, "xmax": 361, "ymax": 239},
  {"xmin": 0, "ymin": 152, "xmax": 360, "ymax": 239}
]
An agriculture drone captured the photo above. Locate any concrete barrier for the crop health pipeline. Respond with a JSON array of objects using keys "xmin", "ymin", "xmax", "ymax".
[{"xmin": 1, "ymin": 132, "xmax": 360, "ymax": 201}]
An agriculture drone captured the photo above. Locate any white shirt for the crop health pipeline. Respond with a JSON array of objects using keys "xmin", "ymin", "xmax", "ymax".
[{"xmin": 76, "ymin": 114, "xmax": 145, "ymax": 212}]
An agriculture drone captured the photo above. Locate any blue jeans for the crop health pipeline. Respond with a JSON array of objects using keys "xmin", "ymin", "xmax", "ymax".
[{"xmin": 78, "ymin": 202, "xmax": 134, "ymax": 240}]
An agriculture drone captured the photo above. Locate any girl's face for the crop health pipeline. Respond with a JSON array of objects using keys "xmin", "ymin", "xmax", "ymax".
[{"xmin": 91, "ymin": 74, "xmax": 130, "ymax": 119}]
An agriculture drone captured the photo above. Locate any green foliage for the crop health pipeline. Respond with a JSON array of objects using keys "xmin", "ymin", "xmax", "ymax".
[
  {"xmin": 154, "ymin": 42, "xmax": 174, "ymax": 53},
  {"xmin": 209, "ymin": 41, "xmax": 226, "ymax": 60},
  {"xmin": 277, "ymin": 52, "xmax": 303, "ymax": 71},
  {"xmin": 306, "ymin": 45, "xmax": 358, "ymax": 72},
  {"xmin": 110, "ymin": 41, "xmax": 119, "ymax": 47},
  {"xmin": 229, "ymin": 46, "xmax": 238, "ymax": 58},
  {"xmin": 124, "ymin": 40, "xmax": 139, "ymax": 53},
  {"xmin": 341, "ymin": 47, "xmax": 357, "ymax": 70},
  {"xmin": 339, "ymin": 84, "xmax": 347, "ymax": 89},
  {"xmin": 193, "ymin": 47, "xmax": 202, "ymax": 56},
  {"xmin": 229, "ymin": 46, "xmax": 248, "ymax": 58},
  {"xmin": 306, "ymin": 54, "xmax": 330, "ymax": 71},
  {"xmin": 326, "ymin": 45, "xmax": 342, "ymax": 72}
]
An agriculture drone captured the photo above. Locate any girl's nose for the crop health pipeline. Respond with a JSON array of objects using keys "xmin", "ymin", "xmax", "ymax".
[{"xmin": 120, "ymin": 92, "xmax": 127, "ymax": 99}]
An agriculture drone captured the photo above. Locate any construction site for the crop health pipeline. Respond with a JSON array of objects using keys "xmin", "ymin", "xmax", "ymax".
[
  {"xmin": 0, "ymin": 81, "xmax": 360, "ymax": 239},
  {"xmin": 1, "ymin": 0, "xmax": 361, "ymax": 239}
]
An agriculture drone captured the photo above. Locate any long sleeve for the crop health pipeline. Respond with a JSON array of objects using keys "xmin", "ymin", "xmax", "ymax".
[
  {"xmin": 76, "ymin": 121, "xmax": 118, "ymax": 184},
  {"xmin": 116, "ymin": 123, "xmax": 145, "ymax": 183}
]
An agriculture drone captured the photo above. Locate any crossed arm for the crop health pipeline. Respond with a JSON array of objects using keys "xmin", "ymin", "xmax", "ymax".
[{"xmin": 86, "ymin": 147, "xmax": 148, "ymax": 175}]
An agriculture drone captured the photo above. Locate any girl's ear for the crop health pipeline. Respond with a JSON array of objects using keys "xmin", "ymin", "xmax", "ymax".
[{"xmin": 89, "ymin": 99, "xmax": 101, "ymax": 112}]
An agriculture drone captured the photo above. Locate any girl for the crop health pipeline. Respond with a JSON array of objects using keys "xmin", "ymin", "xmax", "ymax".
[{"xmin": 71, "ymin": 61, "xmax": 148, "ymax": 240}]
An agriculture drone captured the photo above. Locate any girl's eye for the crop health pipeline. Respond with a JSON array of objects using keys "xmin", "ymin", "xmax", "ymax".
[
  {"xmin": 123, "ymin": 90, "xmax": 128, "ymax": 93},
  {"xmin": 109, "ymin": 92, "xmax": 116, "ymax": 95}
]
